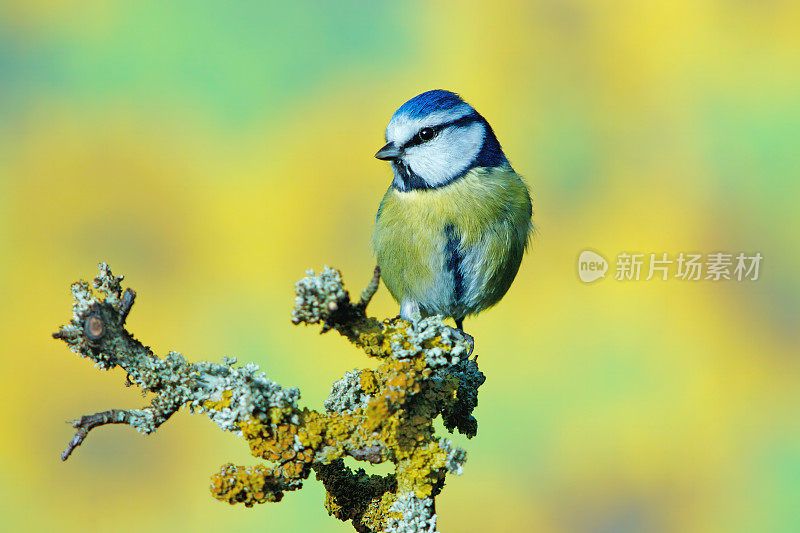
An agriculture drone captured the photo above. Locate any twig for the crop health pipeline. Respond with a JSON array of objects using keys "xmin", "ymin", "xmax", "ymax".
[
  {"xmin": 357, "ymin": 265, "xmax": 381, "ymax": 309},
  {"xmin": 62, "ymin": 409, "xmax": 132, "ymax": 461}
]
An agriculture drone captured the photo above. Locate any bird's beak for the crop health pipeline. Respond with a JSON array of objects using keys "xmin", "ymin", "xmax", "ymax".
[{"xmin": 375, "ymin": 142, "xmax": 402, "ymax": 161}]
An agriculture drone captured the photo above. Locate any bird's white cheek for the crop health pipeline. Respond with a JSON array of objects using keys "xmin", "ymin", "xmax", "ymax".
[
  {"xmin": 406, "ymin": 123, "xmax": 485, "ymax": 187},
  {"xmin": 404, "ymin": 149, "xmax": 450, "ymax": 185}
]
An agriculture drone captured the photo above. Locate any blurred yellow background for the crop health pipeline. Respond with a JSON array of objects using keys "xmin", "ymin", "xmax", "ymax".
[{"xmin": 1, "ymin": 1, "xmax": 798, "ymax": 531}]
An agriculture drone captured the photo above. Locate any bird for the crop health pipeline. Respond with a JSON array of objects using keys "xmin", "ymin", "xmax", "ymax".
[{"xmin": 371, "ymin": 89, "xmax": 533, "ymax": 333}]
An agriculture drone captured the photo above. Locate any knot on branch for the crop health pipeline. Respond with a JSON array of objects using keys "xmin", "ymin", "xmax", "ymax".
[{"xmin": 52, "ymin": 262, "xmax": 137, "ymax": 370}]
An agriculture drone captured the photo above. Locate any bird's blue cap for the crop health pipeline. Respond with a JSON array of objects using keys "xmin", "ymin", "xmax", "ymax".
[{"xmin": 392, "ymin": 89, "xmax": 468, "ymax": 120}]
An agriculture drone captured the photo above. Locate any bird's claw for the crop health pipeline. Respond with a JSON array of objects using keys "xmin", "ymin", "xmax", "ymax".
[
  {"xmin": 461, "ymin": 330, "xmax": 475, "ymax": 358},
  {"xmin": 447, "ymin": 326, "xmax": 474, "ymax": 358}
]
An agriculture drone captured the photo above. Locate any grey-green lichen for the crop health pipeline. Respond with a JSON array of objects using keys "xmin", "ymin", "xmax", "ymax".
[
  {"xmin": 54, "ymin": 263, "xmax": 486, "ymax": 532},
  {"xmin": 291, "ymin": 266, "xmax": 349, "ymax": 331},
  {"xmin": 438, "ymin": 438, "xmax": 467, "ymax": 476},
  {"xmin": 325, "ymin": 369, "xmax": 372, "ymax": 414},
  {"xmin": 190, "ymin": 356, "xmax": 301, "ymax": 435},
  {"xmin": 384, "ymin": 493, "xmax": 439, "ymax": 533}
]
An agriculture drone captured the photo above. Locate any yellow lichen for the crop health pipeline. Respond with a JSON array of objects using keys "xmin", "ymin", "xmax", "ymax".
[
  {"xmin": 210, "ymin": 463, "xmax": 286, "ymax": 507},
  {"xmin": 202, "ymin": 389, "xmax": 233, "ymax": 413}
]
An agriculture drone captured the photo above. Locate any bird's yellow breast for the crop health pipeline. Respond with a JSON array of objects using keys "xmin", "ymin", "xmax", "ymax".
[{"xmin": 372, "ymin": 165, "xmax": 532, "ymax": 314}]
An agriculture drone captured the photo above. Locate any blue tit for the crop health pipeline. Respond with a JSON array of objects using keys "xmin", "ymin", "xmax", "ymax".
[{"xmin": 371, "ymin": 89, "xmax": 533, "ymax": 331}]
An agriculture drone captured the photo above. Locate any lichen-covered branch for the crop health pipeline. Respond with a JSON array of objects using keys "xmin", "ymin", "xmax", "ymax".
[{"xmin": 54, "ymin": 263, "xmax": 486, "ymax": 532}]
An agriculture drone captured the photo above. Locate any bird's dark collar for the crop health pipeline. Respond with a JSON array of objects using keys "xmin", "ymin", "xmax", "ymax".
[{"xmin": 391, "ymin": 161, "xmax": 464, "ymax": 191}]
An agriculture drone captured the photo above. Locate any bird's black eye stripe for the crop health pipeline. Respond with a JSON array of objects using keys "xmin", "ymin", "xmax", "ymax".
[
  {"xmin": 400, "ymin": 113, "xmax": 479, "ymax": 150},
  {"xmin": 404, "ymin": 126, "xmax": 440, "ymax": 148}
]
